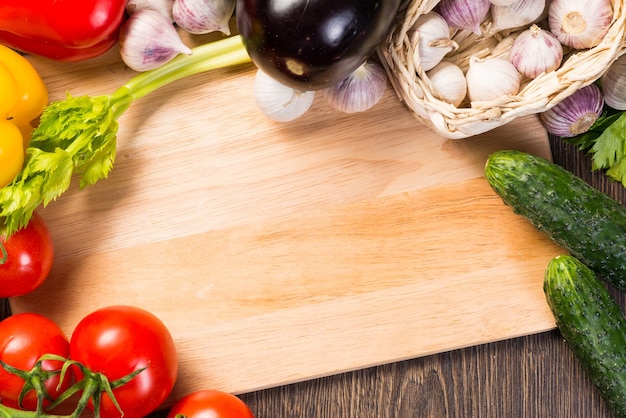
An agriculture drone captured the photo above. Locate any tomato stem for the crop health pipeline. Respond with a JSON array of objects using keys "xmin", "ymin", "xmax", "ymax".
[
  {"xmin": 1, "ymin": 355, "xmax": 149, "ymax": 418},
  {"xmin": 0, "ymin": 403, "xmax": 69, "ymax": 418},
  {"xmin": 0, "ymin": 359, "xmax": 58, "ymax": 412}
]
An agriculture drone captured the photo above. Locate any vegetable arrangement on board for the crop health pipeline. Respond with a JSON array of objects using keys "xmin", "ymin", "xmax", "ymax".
[
  {"xmin": 0, "ymin": 0, "xmax": 402, "ymax": 238},
  {"xmin": 485, "ymin": 150, "xmax": 626, "ymax": 417},
  {"xmin": 3, "ymin": 0, "xmax": 626, "ymax": 416},
  {"xmin": 0, "ymin": 1, "xmax": 404, "ymax": 417}
]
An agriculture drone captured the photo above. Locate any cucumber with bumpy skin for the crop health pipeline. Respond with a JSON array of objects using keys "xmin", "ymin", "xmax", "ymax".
[
  {"xmin": 485, "ymin": 150, "xmax": 626, "ymax": 291},
  {"xmin": 544, "ymin": 255, "xmax": 626, "ymax": 418}
]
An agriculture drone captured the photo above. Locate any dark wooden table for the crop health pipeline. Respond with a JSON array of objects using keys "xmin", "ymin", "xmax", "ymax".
[{"xmin": 1, "ymin": 135, "xmax": 624, "ymax": 417}]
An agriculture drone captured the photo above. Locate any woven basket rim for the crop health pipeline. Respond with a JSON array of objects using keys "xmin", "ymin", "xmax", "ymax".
[{"xmin": 378, "ymin": 0, "xmax": 626, "ymax": 139}]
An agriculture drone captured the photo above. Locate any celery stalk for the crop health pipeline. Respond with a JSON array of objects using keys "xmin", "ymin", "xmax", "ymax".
[{"xmin": 0, "ymin": 35, "xmax": 251, "ymax": 236}]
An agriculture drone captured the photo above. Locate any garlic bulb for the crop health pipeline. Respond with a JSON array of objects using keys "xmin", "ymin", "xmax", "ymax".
[
  {"xmin": 254, "ymin": 70, "xmax": 315, "ymax": 122},
  {"xmin": 601, "ymin": 54, "xmax": 626, "ymax": 110},
  {"xmin": 466, "ymin": 57, "xmax": 521, "ymax": 102},
  {"xmin": 173, "ymin": 0, "xmax": 236, "ymax": 35},
  {"xmin": 540, "ymin": 84, "xmax": 603, "ymax": 137},
  {"xmin": 548, "ymin": 0, "xmax": 613, "ymax": 49},
  {"xmin": 510, "ymin": 24, "xmax": 563, "ymax": 78},
  {"xmin": 489, "ymin": 0, "xmax": 516, "ymax": 5},
  {"xmin": 410, "ymin": 12, "xmax": 458, "ymax": 72},
  {"xmin": 323, "ymin": 62, "xmax": 387, "ymax": 113},
  {"xmin": 437, "ymin": 0, "xmax": 491, "ymax": 35},
  {"xmin": 491, "ymin": 0, "xmax": 546, "ymax": 33},
  {"xmin": 126, "ymin": 0, "xmax": 175, "ymax": 21},
  {"xmin": 426, "ymin": 61, "xmax": 467, "ymax": 107},
  {"xmin": 119, "ymin": 9, "xmax": 192, "ymax": 72}
]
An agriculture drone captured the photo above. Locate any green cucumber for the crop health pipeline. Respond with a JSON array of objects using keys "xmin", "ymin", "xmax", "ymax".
[
  {"xmin": 544, "ymin": 255, "xmax": 626, "ymax": 417},
  {"xmin": 485, "ymin": 150, "xmax": 626, "ymax": 291}
]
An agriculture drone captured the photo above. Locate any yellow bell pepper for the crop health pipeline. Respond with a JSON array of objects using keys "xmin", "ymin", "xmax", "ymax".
[{"xmin": 0, "ymin": 44, "xmax": 48, "ymax": 188}]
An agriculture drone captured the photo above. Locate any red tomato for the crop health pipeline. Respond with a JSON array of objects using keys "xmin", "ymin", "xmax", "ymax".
[
  {"xmin": 69, "ymin": 305, "xmax": 178, "ymax": 418},
  {"xmin": 0, "ymin": 313, "xmax": 72, "ymax": 410},
  {"xmin": 166, "ymin": 390, "xmax": 255, "ymax": 418},
  {"xmin": 0, "ymin": 211, "xmax": 54, "ymax": 297}
]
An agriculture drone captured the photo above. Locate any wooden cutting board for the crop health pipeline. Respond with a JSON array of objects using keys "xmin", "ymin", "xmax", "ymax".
[{"xmin": 10, "ymin": 39, "xmax": 564, "ymax": 405}]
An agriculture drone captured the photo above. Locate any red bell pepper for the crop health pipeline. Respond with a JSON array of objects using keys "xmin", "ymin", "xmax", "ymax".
[{"xmin": 0, "ymin": 0, "xmax": 127, "ymax": 61}]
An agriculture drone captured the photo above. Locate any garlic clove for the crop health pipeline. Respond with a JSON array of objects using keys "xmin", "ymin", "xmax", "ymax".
[
  {"xmin": 126, "ymin": 0, "xmax": 175, "ymax": 21},
  {"xmin": 323, "ymin": 61, "xmax": 387, "ymax": 113},
  {"xmin": 437, "ymin": 0, "xmax": 491, "ymax": 35},
  {"xmin": 173, "ymin": 0, "xmax": 235, "ymax": 35},
  {"xmin": 601, "ymin": 54, "xmax": 626, "ymax": 110},
  {"xmin": 548, "ymin": 0, "xmax": 613, "ymax": 50},
  {"xmin": 426, "ymin": 61, "xmax": 467, "ymax": 107},
  {"xmin": 254, "ymin": 69, "xmax": 315, "ymax": 122},
  {"xmin": 491, "ymin": 0, "xmax": 546, "ymax": 33},
  {"xmin": 410, "ymin": 11, "xmax": 459, "ymax": 72},
  {"xmin": 510, "ymin": 24, "xmax": 563, "ymax": 79},
  {"xmin": 119, "ymin": 9, "xmax": 192, "ymax": 72},
  {"xmin": 465, "ymin": 56, "xmax": 521, "ymax": 102},
  {"xmin": 540, "ymin": 83, "xmax": 603, "ymax": 137}
]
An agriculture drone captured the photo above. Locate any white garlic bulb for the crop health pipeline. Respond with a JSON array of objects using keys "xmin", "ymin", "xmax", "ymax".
[
  {"xmin": 323, "ymin": 62, "xmax": 387, "ymax": 113},
  {"xmin": 510, "ymin": 24, "xmax": 563, "ymax": 78},
  {"xmin": 119, "ymin": 9, "xmax": 192, "ymax": 72},
  {"xmin": 254, "ymin": 70, "xmax": 315, "ymax": 122},
  {"xmin": 410, "ymin": 11, "xmax": 458, "ymax": 72},
  {"xmin": 601, "ymin": 54, "xmax": 626, "ymax": 110},
  {"xmin": 540, "ymin": 84, "xmax": 603, "ymax": 137},
  {"xmin": 426, "ymin": 61, "xmax": 467, "ymax": 107},
  {"xmin": 548, "ymin": 0, "xmax": 613, "ymax": 49},
  {"xmin": 491, "ymin": 0, "xmax": 546, "ymax": 33},
  {"xmin": 126, "ymin": 0, "xmax": 175, "ymax": 21},
  {"xmin": 466, "ymin": 57, "xmax": 521, "ymax": 102},
  {"xmin": 437, "ymin": 0, "xmax": 492, "ymax": 35},
  {"xmin": 173, "ymin": 0, "xmax": 235, "ymax": 35}
]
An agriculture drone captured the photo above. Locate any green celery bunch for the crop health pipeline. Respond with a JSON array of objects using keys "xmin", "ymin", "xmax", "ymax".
[
  {"xmin": 0, "ymin": 35, "xmax": 250, "ymax": 237},
  {"xmin": 568, "ymin": 110, "xmax": 626, "ymax": 186}
]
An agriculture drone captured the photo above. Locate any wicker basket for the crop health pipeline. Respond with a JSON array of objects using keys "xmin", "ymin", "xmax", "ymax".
[{"xmin": 378, "ymin": 0, "xmax": 626, "ymax": 139}]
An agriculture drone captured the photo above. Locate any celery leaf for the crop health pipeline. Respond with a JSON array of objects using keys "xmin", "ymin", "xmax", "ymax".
[
  {"xmin": 0, "ymin": 94, "xmax": 118, "ymax": 236},
  {"xmin": 590, "ymin": 112, "xmax": 626, "ymax": 171}
]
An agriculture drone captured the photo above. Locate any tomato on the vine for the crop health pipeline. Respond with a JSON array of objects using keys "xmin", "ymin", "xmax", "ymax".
[
  {"xmin": 0, "ymin": 313, "xmax": 72, "ymax": 411},
  {"xmin": 166, "ymin": 390, "xmax": 255, "ymax": 418},
  {"xmin": 69, "ymin": 305, "xmax": 178, "ymax": 418},
  {"xmin": 0, "ymin": 211, "xmax": 54, "ymax": 297}
]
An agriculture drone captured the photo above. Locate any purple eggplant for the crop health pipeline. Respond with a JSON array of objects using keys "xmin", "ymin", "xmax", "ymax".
[{"xmin": 236, "ymin": 0, "xmax": 401, "ymax": 90}]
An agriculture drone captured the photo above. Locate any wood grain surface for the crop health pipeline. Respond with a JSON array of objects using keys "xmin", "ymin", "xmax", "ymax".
[
  {"xmin": 2, "ymin": 36, "xmax": 621, "ymax": 417},
  {"xmin": 6, "ymin": 42, "xmax": 567, "ymax": 408},
  {"xmin": 0, "ymin": 115, "xmax": 623, "ymax": 418}
]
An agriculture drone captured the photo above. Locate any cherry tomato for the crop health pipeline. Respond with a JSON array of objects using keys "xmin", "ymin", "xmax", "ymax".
[
  {"xmin": 0, "ymin": 211, "xmax": 54, "ymax": 297},
  {"xmin": 0, "ymin": 313, "xmax": 72, "ymax": 410},
  {"xmin": 69, "ymin": 305, "xmax": 178, "ymax": 418},
  {"xmin": 166, "ymin": 390, "xmax": 255, "ymax": 418}
]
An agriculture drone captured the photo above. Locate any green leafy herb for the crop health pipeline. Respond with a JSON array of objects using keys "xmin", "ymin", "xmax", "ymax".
[
  {"xmin": 567, "ymin": 109, "xmax": 626, "ymax": 186},
  {"xmin": 0, "ymin": 35, "xmax": 250, "ymax": 237}
]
